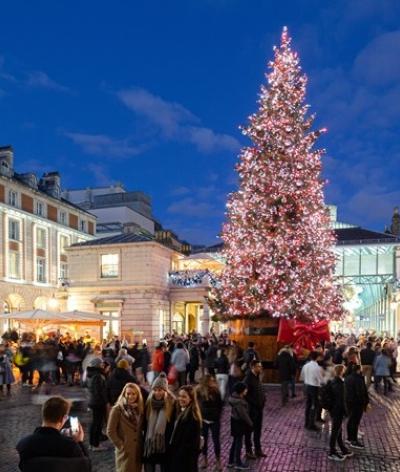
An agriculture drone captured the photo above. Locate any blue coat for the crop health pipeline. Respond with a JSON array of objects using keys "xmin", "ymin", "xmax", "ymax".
[
  {"xmin": 373, "ymin": 354, "xmax": 391, "ymax": 376},
  {"xmin": 0, "ymin": 355, "xmax": 15, "ymax": 385}
]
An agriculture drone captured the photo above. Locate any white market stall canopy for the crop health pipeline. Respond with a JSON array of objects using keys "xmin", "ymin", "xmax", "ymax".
[{"xmin": 1, "ymin": 309, "xmax": 119, "ymax": 321}]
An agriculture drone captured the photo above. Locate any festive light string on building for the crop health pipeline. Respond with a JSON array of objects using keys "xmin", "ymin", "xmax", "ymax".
[
  {"xmin": 210, "ymin": 27, "xmax": 345, "ymax": 323},
  {"xmin": 169, "ymin": 270, "xmax": 219, "ymax": 288}
]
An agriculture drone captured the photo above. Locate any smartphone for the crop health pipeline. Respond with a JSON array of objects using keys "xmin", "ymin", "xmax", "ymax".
[{"xmin": 70, "ymin": 416, "xmax": 79, "ymax": 433}]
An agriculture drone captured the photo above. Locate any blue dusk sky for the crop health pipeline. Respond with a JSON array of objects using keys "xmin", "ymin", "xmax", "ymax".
[{"xmin": 0, "ymin": 1, "xmax": 399, "ymax": 244}]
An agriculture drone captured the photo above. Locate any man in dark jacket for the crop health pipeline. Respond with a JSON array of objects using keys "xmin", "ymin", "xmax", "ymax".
[
  {"xmin": 276, "ymin": 345, "xmax": 297, "ymax": 406},
  {"xmin": 86, "ymin": 358, "xmax": 108, "ymax": 451},
  {"xmin": 244, "ymin": 360, "xmax": 266, "ymax": 458},
  {"xmin": 242, "ymin": 342, "xmax": 260, "ymax": 373},
  {"xmin": 345, "ymin": 364, "xmax": 369, "ymax": 449},
  {"xmin": 327, "ymin": 365, "xmax": 353, "ymax": 462},
  {"xmin": 16, "ymin": 396, "xmax": 90, "ymax": 472},
  {"xmin": 360, "ymin": 342, "xmax": 375, "ymax": 389}
]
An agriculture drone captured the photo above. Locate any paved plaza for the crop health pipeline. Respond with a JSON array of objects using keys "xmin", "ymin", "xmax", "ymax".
[{"xmin": 1, "ymin": 383, "xmax": 400, "ymax": 472}]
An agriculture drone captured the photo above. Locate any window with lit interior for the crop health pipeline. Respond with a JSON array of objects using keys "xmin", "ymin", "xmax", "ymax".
[{"xmin": 101, "ymin": 254, "xmax": 119, "ymax": 278}]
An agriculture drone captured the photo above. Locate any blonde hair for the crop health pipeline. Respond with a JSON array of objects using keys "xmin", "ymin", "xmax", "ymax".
[{"xmin": 116, "ymin": 382, "xmax": 144, "ymax": 415}]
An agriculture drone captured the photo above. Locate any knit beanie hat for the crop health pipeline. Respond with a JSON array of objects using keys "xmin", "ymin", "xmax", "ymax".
[
  {"xmin": 152, "ymin": 372, "xmax": 168, "ymax": 391},
  {"xmin": 233, "ymin": 381, "xmax": 247, "ymax": 394},
  {"xmin": 88, "ymin": 357, "xmax": 103, "ymax": 368},
  {"xmin": 117, "ymin": 359, "xmax": 129, "ymax": 370}
]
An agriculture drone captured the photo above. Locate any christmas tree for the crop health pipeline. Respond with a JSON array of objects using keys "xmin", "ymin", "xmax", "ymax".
[{"xmin": 212, "ymin": 27, "xmax": 344, "ymax": 323}]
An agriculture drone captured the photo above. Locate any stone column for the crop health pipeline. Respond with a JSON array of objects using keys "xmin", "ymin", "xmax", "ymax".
[{"xmin": 200, "ymin": 301, "xmax": 210, "ymax": 335}]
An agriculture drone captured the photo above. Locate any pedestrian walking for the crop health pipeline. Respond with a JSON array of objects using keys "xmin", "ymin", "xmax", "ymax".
[
  {"xmin": 214, "ymin": 348, "xmax": 230, "ymax": 401},
  {"xmin": 171, "ymin": 342, "xmax": 190, "ymax": 387},
  {"xmin": 244, "ymin": 360, "xmax": 266, "ymax": 459},
  {"xmin": 326, "ymin": 365, "xmax": 354, "ymax": 462},
  {"xmin": 107, "ymin": 383, "xmax": 144, "ymax": 472},
  {"xmin": 196, "ymin": 375, "xmax": 223, "ymax": 471},
  {"xmin": 345, "ymin": 364, "xmax": 369, "ymax": 449},
  {"xmin": 275, "ymin": 345, "xmax": 297, "ymax": 406},
  {"xmin": 86, "ymin": 358, "xmax": 109, "ymax": 451},
  {"xmin": 300, "ymin": 351, "xmax": 323, "ymax": 431},
  {"xmin": 228, "ymin": 382, "xmax": 253, "ymax": 470},
  {"xmin": 360, "ymin": 342, "xmax": 375, "ymax": 389},
  {"xmin": 373, "ymin": 349, "xmax": 392, "ymax": 395}
]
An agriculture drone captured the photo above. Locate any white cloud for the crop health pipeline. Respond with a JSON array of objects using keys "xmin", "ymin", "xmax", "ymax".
[
  {"xmin": 117, "ymin": 87, "xmax": 197, "ymax": 137},
  {"xmin": 87, "ymin": 163, "xmax": 111, "ymax": 186},
  {"xmin": 64, "ymin": 132, "xmax": 143, "ymax": 158},
  {"xmin": 116, "ymin": 87, "xmax": 240, "ymax": 153},
  {"xmin": 26, "ymin": 71, "xmax": 71, "ymax": 93},
  {"xmin": 353, "ymin": 30, "xmax": 400, "ymax": 86}
]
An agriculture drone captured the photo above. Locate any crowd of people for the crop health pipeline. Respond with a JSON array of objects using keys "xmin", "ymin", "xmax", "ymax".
[
  {"xmin": 276, "ymin": 332, "xmax": 399, "ymax": 462},
  {"xmin": 3, "ymin": 329, "xmax": 399, "ymax": 471}
]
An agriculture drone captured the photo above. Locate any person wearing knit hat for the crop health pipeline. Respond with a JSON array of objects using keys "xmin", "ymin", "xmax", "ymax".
[
  {"xmin": 151, "ymin": 372, "xmax": 168, "ymax": 391},
  {"xmin": 143, "ymin": 372, "xmax": 176, "ymax": 471},
  {"xmin": 88, "ymin": 357, "xmax": 103, "ymax": 369}
]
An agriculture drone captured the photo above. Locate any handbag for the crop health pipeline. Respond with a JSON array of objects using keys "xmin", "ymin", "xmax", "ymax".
[{"xmin": 167, "ymin": 365, "xmax": 178, "ymax": 384}]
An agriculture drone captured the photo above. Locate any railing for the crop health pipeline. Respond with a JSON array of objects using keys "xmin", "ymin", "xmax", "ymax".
[{"xmin": 169, "ymin": 270, "xmax": 219, "ymax": 288}]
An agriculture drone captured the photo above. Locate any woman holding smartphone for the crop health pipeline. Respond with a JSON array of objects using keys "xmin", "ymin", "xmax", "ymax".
[{"xmin": 107, "ymin": 382, "xmax": 144, "ymax": 472}]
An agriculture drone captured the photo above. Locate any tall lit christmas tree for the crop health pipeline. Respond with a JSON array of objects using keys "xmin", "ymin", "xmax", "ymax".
[{"xmin": 212, "ymin": 28, "xmax": 344, "ymax": 323}]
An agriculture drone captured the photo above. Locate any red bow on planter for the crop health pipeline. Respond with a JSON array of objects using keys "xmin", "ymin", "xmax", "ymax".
[{"xmin": 277, "ymin": 318, "xmax": 330, "ymax": 357}]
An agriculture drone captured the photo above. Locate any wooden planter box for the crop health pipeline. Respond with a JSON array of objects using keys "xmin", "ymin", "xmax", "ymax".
[{"xmin": 229, "ymin": 316, "xmax": 280, "ymax": 383}]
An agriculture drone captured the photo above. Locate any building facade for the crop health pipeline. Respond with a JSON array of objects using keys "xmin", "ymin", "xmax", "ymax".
[
  {"xmin": 62, "ymin": 184, "xmax": 156, "ymax": 236},
  {"xmin": 66, "ymin": 231, "xmax": 181, "ymax": 343},
  {"xmin": 0, "ymin": 146, "xmax": 96, "ymax": 332}
]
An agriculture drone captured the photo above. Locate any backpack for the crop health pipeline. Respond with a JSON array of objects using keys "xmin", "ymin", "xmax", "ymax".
[{"xmin": 319, "ymin": 380, "xmax": 334, "ymax": 411}]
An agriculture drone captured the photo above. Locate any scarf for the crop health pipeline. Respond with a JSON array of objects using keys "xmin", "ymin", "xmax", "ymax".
[
  {"xmin": 119, "ymin": 398, "xmax": 139, "ymax": 428},
  {"xmin": 144, "ymin": 397, "xmax": 168, "ymax": 457}
]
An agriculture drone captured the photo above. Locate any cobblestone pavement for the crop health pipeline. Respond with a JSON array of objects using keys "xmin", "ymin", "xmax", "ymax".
[{"xmin": 1, "ymin": 382, "xmax": 400, "ymax": 472}]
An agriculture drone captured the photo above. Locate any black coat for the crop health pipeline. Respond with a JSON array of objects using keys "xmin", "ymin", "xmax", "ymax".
[
  {"xmin": 276, "ymin": 350, "xmax": 296, "ymax": 382},
  {"xmin": 345, "ymin": 372, "xmax": 369, "ymax": 411},
  {"xmin": 330, "ymin": 377, "xmax": 346, "ymax": 418},
  {"xmin": 86, "ymin": 367, "xmax": 107, "ymax": 407},
  {"xmin": 168, "ymin": 408, "xmax": 201, "ymax": 472},
  {"xmin": 360, "ymin": 347, "xmax": 376, "ymax": 366},
  {"xmin": 244, "ymin": 370, "xmax": 265, "ymax": 411},
  {"xmin": 16, "ymin": 427, "xmax": 88, "ymax": 471},
  {"xmin": 214, "ymin": 355, "xmax": 230, "ymax": 374},
  {"xmin": 106, "ymin": 368, "xmax": 136, "ymax": 405},
  {"xmin": 197, "ymin": 389, "xmax": 223, "ymax": 422}
]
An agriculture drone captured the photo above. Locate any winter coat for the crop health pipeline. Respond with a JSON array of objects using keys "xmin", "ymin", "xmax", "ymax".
[
  {"xmin": 86, "ymin": 366, "xmax": 108, "ymax": 407},
  {"xmin": 345, "ymin": 372, "xmax": 369, "ymax": 412},
  {"xmin": 244, "ymin": 370, "xmax": 265, "ymax": 411},
  {"xmin": 329, "ymin": 377, "xmax": 346, "ymax": 418},
  {"xmin": 189, "ymin": 346, "xmax": 200, "ymax": 369},
  {"xmin": 205, "ymin": 345, "xmax": 217, "ymax": 370},
  {"xmin": 214, "ymin": 354, "xmax": 230, "ymax": 374},
  {"xmin": 229, "ymin": 393, "xmax": 253, "ymax": 437},
  {"xmin": 0, "ymin": 355, "xmax": 15, "ymax": 385},
  {"xmin": 242, "ymin": 348, "xmax": 259, "ymax": 367},
  {"xmin": 107, "ymin": 404, "xmax": 143, "ymax": 472},
  {"xmin": 360, "ymin": 347, "xmax": 376, "ymax": 366},
  {"xmin": 373, "ymin": 354, "xmax": 391, "ymax": 377},
  {"xmin": 168, "ymin": 407, "xmax": 201, "ymax": 472},
  {"xmin": 197, "ymin": 388, "xmax": 223, "ymax": 422},
  {"xmin": 107, "ymin": 368, "xmax": 137, "ymax": 405},
  {"xmin": 171, "ymin": 348, "xmax": 189, "ymax": 373},
  {"xmin": 152, "ymin": 349, "xmax": 164, "ymax": 372},
  {"xmin": 276, "ymin": 349, "xmax": 296, "ymax": 382}
]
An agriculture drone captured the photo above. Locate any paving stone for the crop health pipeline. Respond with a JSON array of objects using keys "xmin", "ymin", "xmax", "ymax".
[{"xmin": 1, "ymin": 383, "xmax": 400, "ymax": 471}]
